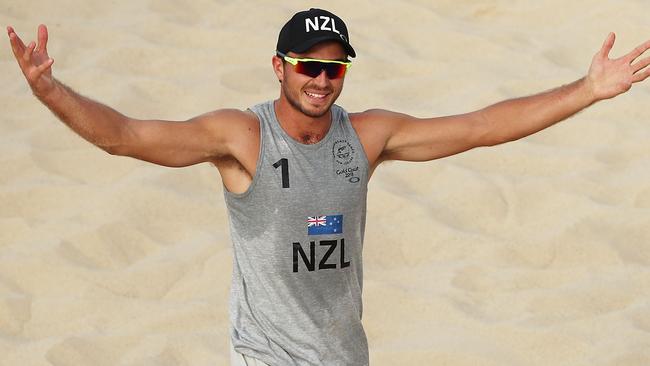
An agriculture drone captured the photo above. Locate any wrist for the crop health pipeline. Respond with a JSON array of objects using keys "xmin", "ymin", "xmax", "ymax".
[
  {"xmin": 36, "ymin": 78, "xmax": 63, "ymax": 105},
  {"xmin": 579, "ymin": 76, "xmax": 600, "ymax": 105}
]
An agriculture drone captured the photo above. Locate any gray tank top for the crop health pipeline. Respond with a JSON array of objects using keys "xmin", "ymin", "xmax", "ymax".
[{"xmin": 224, "ymin": 100, "xmax": 369, "ymax": 366}]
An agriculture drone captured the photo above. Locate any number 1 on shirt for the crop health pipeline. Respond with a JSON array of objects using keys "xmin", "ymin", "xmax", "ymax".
[{"xmin": 273, "ymin": 158, "xmax": 290, "ymax": 188}]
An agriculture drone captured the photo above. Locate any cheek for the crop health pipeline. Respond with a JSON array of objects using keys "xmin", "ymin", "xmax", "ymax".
[
  {"xmin": 282, "ymin": 74, "xmax": 304, "ymax": 100},
  {"xmin": 284, "ymin": 71, "xmax": 310, "ymax": 91}
]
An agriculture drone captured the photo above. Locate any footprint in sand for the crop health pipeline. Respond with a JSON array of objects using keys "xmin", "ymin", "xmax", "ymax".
[
  {"xmin": 57, "ymin": 221, "xmax": 159, "ymax": 270},
  {"xmin": 46, "ymin": 336, "xmax": 131, "ymax": 366}
]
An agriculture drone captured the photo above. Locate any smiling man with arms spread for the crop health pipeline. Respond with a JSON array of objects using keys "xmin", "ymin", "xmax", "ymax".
[{"xmin": 7, "ymin": 7, "xmax": 650, "ymax": 366}]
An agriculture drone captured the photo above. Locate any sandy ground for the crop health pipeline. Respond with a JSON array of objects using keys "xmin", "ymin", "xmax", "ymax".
[{"xmin": 1, "ymin": 1, "xmax": 649, "ymax": 365}]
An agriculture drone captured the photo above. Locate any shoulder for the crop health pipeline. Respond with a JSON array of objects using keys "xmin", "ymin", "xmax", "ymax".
[
  {"xmin": 190, "ymin": 108, "xmax": 259, "ymax": 134},
  {"xmin": 192, "ymin": 108, "xmax": 258, "ymax": 125},
  {"xmin": 347, "ymin": 109, "xmax": 414, "ymax": 168},
  {"xmin": 349, "ymin": 108, "xmax": 414, "ymax": 126},
  {"xmin": 349, "ymin": 108, "xmax": 414, "ymax": 138},
  {"xmin": 185, "ymin": 108, "xmax": 260, "ymax": 153}
]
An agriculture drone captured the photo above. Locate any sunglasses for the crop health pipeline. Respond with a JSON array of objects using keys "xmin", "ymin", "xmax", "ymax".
[{"xmin": 277, "ymin": 51, "xmax": 352, "ymax": 79}]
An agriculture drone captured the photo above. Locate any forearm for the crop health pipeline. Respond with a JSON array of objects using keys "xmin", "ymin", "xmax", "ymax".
[
  {"xmin": 39, "ymin": 79, "xmax": 129, "ymax": 153},
  {"xmin": 479, "ymin": 77, "xmax": 598, "ymax": 146}
]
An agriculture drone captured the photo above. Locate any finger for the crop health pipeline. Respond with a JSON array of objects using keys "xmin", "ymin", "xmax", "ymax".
[
  {"xmin": 632, "ymin": 68, "xmax": 650, "ymax": 83},
  {"xmin": 8, "ymin": 28, "xmax": 27, "ymax": 57},
  {"xmin": 598, "ymin": 32, "xmax": 615, "ymax": 59},
  {"xmin": 632, "ymin": 56, "xmax": 650, "ymax": 73},
  {"xmin": 23, "ymin": 41, "xmax": 36, "ymax": 63},
  {"xmin": 26, "ymin": 58, "xmax": 53, "ymax": 85},
  {"xmin": 37, "ymin": 24, "xmax": 48, "ymax": 53},
  {"xmin": 34, "ymin": 57, "xmax": 54, "ymax": 76},
  {"xmin": 9, "ymin": 27, "xmax": 27, "ymax": 49},
  {"xmin": 8, "ymin": 32, "xmax": 24, "ymax": 60},
  {"xmin": 624, "ymin": 39, "xmax": 650, "ymax": 63}
]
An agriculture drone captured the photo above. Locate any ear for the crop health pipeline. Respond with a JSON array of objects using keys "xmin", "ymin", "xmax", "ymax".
[{"xmin": 272, "ymin": 55, "xmax": 284, "ymax": 83}]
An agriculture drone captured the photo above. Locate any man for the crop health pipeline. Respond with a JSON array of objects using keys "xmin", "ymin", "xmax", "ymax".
[{"xmin": 7, "ymin": 7, "xmax": 650, "ymax": 366}]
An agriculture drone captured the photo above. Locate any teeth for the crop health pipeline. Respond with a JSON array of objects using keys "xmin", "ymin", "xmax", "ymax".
[{"xmin": 305, "ymin": 91, "xmax": 326, "ymax": 99}]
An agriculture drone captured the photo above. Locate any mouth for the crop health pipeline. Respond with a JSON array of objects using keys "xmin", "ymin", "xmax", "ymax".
[{"xmin": 304, "ymin": 90, "xmax": 330, "ymax": 102}]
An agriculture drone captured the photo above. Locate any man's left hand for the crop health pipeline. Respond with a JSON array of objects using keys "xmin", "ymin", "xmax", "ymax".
[{"xmin": 587, "ymin": 33, "xmax": 650, "ymax": 101}]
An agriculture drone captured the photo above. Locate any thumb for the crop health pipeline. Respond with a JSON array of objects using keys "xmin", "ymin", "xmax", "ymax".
[{"xmin": 598, "ymin": 32, "xmax": 615, "ymax": 59}]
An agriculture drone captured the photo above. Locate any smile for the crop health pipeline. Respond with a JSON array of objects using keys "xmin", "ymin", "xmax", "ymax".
[{"xmin": 305, "ymin": 91, "xmax": 328, "ymax": 99}]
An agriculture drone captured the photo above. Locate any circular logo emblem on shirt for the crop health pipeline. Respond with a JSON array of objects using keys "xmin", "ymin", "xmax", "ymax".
[{"xmin": 333, "ymin": 140, "xmax": 354, "ymax": 165}]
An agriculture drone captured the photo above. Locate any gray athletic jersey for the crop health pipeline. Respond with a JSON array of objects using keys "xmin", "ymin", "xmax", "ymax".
[{"xmin": 224, "ymin": 100, "xmax": 369, "ymax": 366}]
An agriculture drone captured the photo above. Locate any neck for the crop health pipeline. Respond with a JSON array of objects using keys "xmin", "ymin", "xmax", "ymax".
[{"xmin": 274, "ymin": 98, "xmax": 332, "ymax": 145}]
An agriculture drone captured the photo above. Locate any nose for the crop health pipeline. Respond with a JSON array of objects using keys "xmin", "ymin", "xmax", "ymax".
[{"xmin": 312, "ymin": 69, "xmax": 330, "ymax": 86}]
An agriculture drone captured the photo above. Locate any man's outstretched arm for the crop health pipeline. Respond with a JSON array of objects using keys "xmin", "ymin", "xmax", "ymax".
[
  {"xmin": 361, "ymin": 33, "xmax": 650, "ymax": 165},
  {"xmin": 7, "ymin": 24, "xmax": 247, "ymax": 167}
]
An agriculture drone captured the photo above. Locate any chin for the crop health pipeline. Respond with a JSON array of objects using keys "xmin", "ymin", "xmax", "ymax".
[
  {"xmin": 301, "ymin": 95, "xmax": 338, "ymax": 117},
  {"xmin": 290, "ymin": 95, "xmax": 333, "ymax": 118},
  {"xmin": 300, "ymin": 103, "xmax": 332, "ymax": 118}
]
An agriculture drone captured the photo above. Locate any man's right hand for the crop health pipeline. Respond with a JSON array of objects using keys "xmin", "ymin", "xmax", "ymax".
[{"xmin": 7, "ymin": 24, "xmax": 56, "ymax": 100}]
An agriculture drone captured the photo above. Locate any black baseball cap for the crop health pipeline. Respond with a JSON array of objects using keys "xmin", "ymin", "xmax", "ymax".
[{"xmin": 276, "ymin": 8, "xmax": 356, "ymax": 58}]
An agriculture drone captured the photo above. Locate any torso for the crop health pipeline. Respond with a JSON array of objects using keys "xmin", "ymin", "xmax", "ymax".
[{"xmin": 225, "ymin": 101, "xmax": 370, "ymax": 365}]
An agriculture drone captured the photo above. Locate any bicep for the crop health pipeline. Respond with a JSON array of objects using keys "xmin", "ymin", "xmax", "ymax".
[
  {"xmin": 381, "ymin": 110, "xmax": 490, "ymax": 162},
  {"xmin": 115, "ymin": 110, "xmax": 240, "ymax": 167}
]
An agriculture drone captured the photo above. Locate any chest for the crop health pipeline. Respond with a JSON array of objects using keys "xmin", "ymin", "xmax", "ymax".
[{"xmin": 257, "ymin": 136, "xmax": 367, "ymax": 211}]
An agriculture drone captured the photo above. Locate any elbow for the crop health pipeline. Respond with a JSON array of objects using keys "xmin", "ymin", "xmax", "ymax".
[
  {"xmin": 98, "ymin": 126, "xmax": 131, "ymax": 156},
  {"xmin": 103, "ymin": 145, "xmax": 122, "ymax": 156},
  {"xmin": 96, "ymin": 129, "xmax": 129, "ymax": 156},
  {"xmin": 475, "ymin": 109, "xmax": 511, "ymax": 147},
  {"xmin": 101, "ymin": 118, "xmax": 134, "ymax": 156},
  {"xmin": 482, "ymin": 133, "xmax": 513, "ymax": 147},
  {"xmin": 482, "ymin": 132, "xmax": 515, "ymax": 147},
  {"xmin": 99, "ymin": 142, "xmax": 127, "ymax": 156}
]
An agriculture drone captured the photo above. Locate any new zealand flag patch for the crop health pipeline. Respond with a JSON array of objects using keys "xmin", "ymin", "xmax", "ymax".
[{"xmin": 307, "ymin": 215, "xmax": 343, "ymax": 235}]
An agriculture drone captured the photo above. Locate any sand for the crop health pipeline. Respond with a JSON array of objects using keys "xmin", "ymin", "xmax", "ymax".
[{"xmin": 1, "ymin": 1, "xmax": 649, "ymax": 365}]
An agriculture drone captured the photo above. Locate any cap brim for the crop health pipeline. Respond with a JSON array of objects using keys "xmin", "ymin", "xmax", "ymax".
[{"xmin": 292, "ymin": 36, "xmax": 356, "ymax": 58}]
